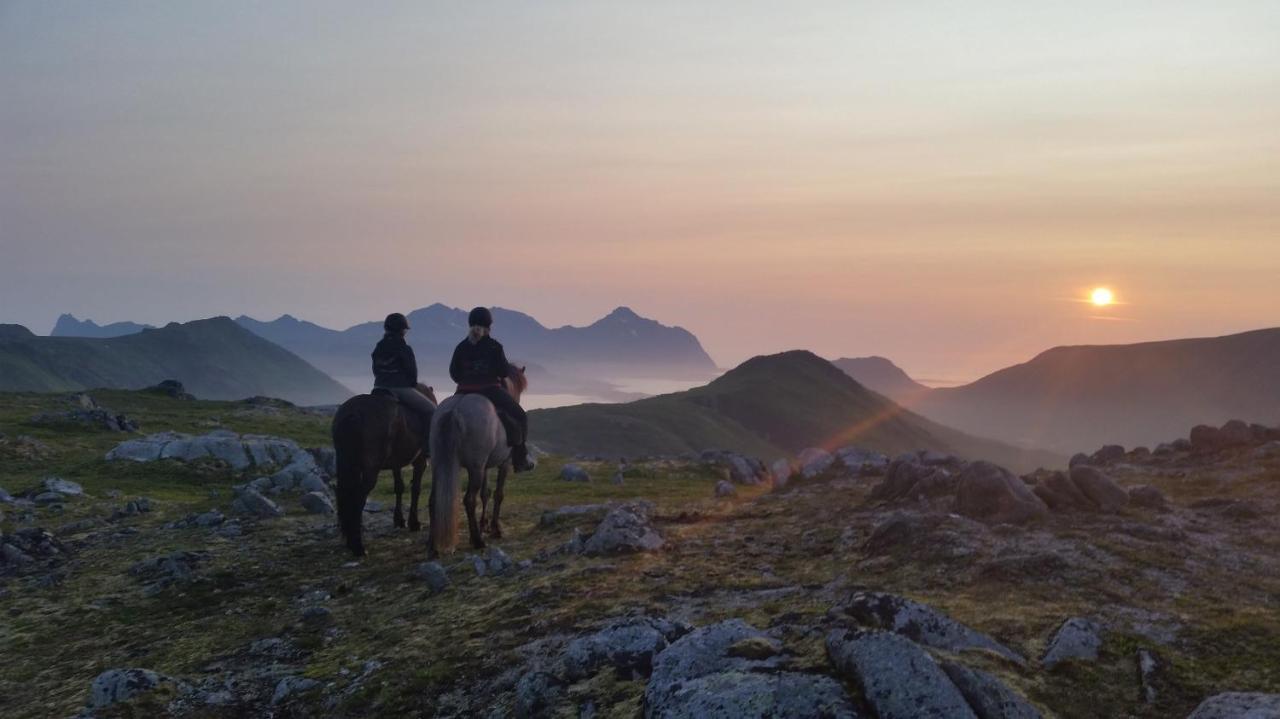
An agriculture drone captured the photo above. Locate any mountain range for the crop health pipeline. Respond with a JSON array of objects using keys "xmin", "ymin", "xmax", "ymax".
[
  {"xmin": 3, "ymin": 317, "xmax": 350, "ymax": 405},
  {"xmin": 532, "ymin": 350, "xmax": 1061, "ymax": 472},
  {"xmin": 52, "ymin": 305, "xmax": 718, "ymax": 391},
  {"xmin": 836, "ymin": 328, "xmax": 1280, "ymax": 454},
  {"xmin": 51, "ymin": 314, "xmax": 154, "ymax": 338}
]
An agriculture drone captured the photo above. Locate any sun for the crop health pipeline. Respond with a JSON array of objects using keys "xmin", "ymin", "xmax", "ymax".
[{"xmin": 1090, "ymin": 287, "xmax": 1114, "ymax": 307}]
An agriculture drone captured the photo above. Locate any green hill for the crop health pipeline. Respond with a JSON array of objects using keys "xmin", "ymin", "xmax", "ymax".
[
  {"xmin": 0, "ymin": 317, "xmax": 352, "ymax": 405},
  {"xmin": 532, "ymin": 350, "xmax": 1062, "ymax": 471}
]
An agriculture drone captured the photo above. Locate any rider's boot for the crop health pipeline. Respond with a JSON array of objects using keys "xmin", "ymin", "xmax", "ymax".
[{"xmin": 511, "ymin": 444, "xmax": 536, "ymax": 473}]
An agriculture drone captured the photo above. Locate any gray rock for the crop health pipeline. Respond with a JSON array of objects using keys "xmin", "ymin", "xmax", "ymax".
[
  {"xmin": 648, "ymin": 671, "xmax": 861, "ymax": 719},
  {"xmin": 1090, "ymin": 444, "xmax": 1126, "ymax": 464},
  {"xmin": 646, "ymin": 619, "xmax": 858, "ymax": 718},
  {"xmin": 474, "ymin": 547, "xmax": 514, "ymax": 577},
  {"xmin": 1128, "ymin": 485, "xmax": 1170, "ymax": 512},
  {"xmin": 611, "ymin": 470, "xmax": 625, "ymax": 485},
  {"xmin": 1218, "ymin": 420, "xmax": 1255, "ymax": 447},
  {"xmin": 954, "ymin": 461, "xmax": 1048, "ymax": 525},
  {"xmin": 0, "ymin": 487, "xmax": 12, "ymax": 504},
  {"xmin": 1042, "ymin": 618, "xmax": 1104, "ymax": 669},
  {"xmin": 826, "ymin": 628, "xmax": 976, "ymax": 719},
  {"xmin": 831, "ymin": 591, "xmax": 1025, "ymax": 665},
  {"xmin": 3, "ymin": 542, "xmax": 34, "ymax": 565},
  {"xmin": 88, "ymin": 668, "xmax": 179, "ymax": 708},
  {"xmin": 834, "ymin": 446, "xmax": 891, "ymax": 475},
  {"xmin": 564, "ymin": 616, "xmax": 692, "ymax": 680},
  {"xmin": 308, "ymin": 446, "xmax": 338, "ymax": 477},
  {"xmin": 272, "ymin": 676, "xmax": 321, "ymax": 705},
  {"xmin": 40, "ymin": 477, "xmax": 84, "ymax": 497},
  {"xmin": 798, "ymin": 447, "xmax": 834, "ymax": 478},
  {"xmin": 414, "ymin": 561, "xmax": 449, "ymax": 593},
  {"xmin": 301, "ymin": 606, "xmax": 332, "ymax": 626},
  {"xmin": 560, "ymin": 463, "xmax": 591, "ymax": 482},
  {"xmin": 515, "ymin": 671, "xmax": 564, "ymax": 719},
  {"xmin": 231, "ymin": 488, "xmax": 284, "ymax": 518},
  {"xmin": 33, "ymin": 492, "xmax": 65, "ymax": 505},
  {"xmin": 129, "ymin": 551, "xmax": 205, "ymax": 590},
  {"xmin": 1186, "ymin": 692, "xmax": 1280, "ymax": 719},
  {"xmin": 1190, "ymin": 425, "xmax": 1226, "ymax": 452},
  {"xmin": 583, "ymin": 502, "xmax": 663, "ymax": 555},
  {"xmin": 1032, "ymin": 471, "xmax": 1095, "ymax": 512},
  {"xmin": 1136, "ymin": 649, "xmax": 1161, "ymax": 705},
  {"xmin": 299, "ymin": 473, "xmax": 331, "ymax": 495},
  {"xmin": 872, "ymin": 460, "xmax": 955, "ymax": 503},
  {"xmin": 195, "ymin": 510, "xmax": 225, "ymax": 527},
  {"xmin": 1068, "ymin": 466, "xmax": 1128, "ymax": 512},
  {"xmin": 300, "ymin": 491, "xmax": 335, "ymax": 515},
  {"xmin": 1068, "ymin": 452, "xmax": 1090, "ymax": 468},
  {"xmin": 941, "ymin": 662, "xmax": 1042, "ymax": 719},
  {"xmin": 714, "ymin": 480, "xmax": 736, "ymax": 498}
]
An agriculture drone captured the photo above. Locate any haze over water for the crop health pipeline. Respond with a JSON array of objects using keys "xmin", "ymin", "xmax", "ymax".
[{"xmin": 3, "ymin": 2, "xmax": 1278, "ymax": 381}]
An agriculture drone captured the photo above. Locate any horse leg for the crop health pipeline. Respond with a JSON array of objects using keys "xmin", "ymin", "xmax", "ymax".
[
  {"xmin": 408, "ymin": 456, "xmax": 426, "ymax": 532},
  {"xmin": 426, "ymin": 475, "xmax": 438, "ymax": 560},
  {"xmin": 479, "ymin": 475, "xmax": 490, "ymax": 534},
  {"xmin": 463, "ymin": 467, "xmax": 486, "ymax": 550},
  {"xmin": 490, "ymin": 463, "xmax": 508, "ymax": 539},
  {"xmin": 348, "ymin": 463, "xmax": 379, "ymax": 556},
  {"xmin": 392, "ymin": 467, "xmax": 406, "ymax": 529}
]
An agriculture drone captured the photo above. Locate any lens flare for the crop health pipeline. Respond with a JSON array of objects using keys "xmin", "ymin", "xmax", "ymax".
[{"xmin": 1090, "ymin": 287, "xmax": 1114, "ymax": 307}]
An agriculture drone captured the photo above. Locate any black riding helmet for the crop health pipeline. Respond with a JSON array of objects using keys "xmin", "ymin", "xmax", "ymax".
[
  {"xmin": 468, "ymin": 307, "xmax": 493, "ymax": 328},
  {"xmin": 384, "ymin": 313, "xmax": 410, "ymax": 332}
]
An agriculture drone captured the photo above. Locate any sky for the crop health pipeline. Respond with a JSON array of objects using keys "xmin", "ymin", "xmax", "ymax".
[{"xmin": 2, "ymin": 1, "xmax": 1278, "ymax": 382}]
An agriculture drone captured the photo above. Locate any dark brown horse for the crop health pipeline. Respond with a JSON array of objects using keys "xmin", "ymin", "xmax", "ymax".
[{"xmin": 332, "ymin": 384, "xmax": 438, "ymax": 556}]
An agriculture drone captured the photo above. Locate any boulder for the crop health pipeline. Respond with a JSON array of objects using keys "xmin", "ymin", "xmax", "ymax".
[
  {"xmin": 831, "ymin": 591, "xmax": 1025, "ymax": 665},
  {"xmin": 559, "ymin": 463, "xmax": 591, "ymax": 483},
  {"xmin": 941, "ymin": 662, "xmax": 1042, "ymax": 719},
  {"xmin": 1128, "ymin": 485, "xmax": 1170, "ymax": 512},
  {"xmin": 146, "ymin": 379, "xmax": 193, "ymax": 399},
  {"xmin": 231, "ymin": 488, "xmax": 284, "ymax": 518},
  {"xmin": 700, "ymin": 451, "xmax": 770, "ymax": 485},
  {"xmin": 307, "ymin": 446, "xmax": 337, "ymax": 477},
  {"xmin": 88, "ymin": 668, "xmax": 181, "ymax": 708},
  {"xmin": 271, "ymin": 676, "xmax": 320, "ymax": 705},
  {"xmin": 714, "ymin": 480, "xmax": 736, "ymax": 498},
  {"xmin": 953, "ymin": 461, "xmax": 1048, "ymax": 525},
  {"xmin": 1068, "ymin": 453, "xmax": 1090, "ymax": 468},
  {"xmin": 798, "ymin": 447, "xmax": 834, "ymax": 478},
  {"xmin": 834, "ymin": 447, "xmax": 891, "ymax": 476},
  {"xmin": 1068, "ymin": 466, "xmax": 1129, "ymax": 512},
  {"xmin": 1041, "ymin": 618, "xmax": 1104, "ymax": 669},
  {"xmin": 413, "ymin": 561, "xmax": 449, "ymax": 593},
  {"xmin": 538, "ymin": 503, "xmax": 612, "ymax": 528},
  {"xmin": 39, "ymin": 476, "xmax": 84, "ymax": 497},
  {"xmin": 1186, "ymin": 692, "xmax": 1280, "ymax": 719},
  {"xmin": 106, "ymin": 430, "xmax": 308, "ymax": 473},
  {"xmin": 583, "ymin": 502, "xmax": 664, "ymax": 555},
  {"xmin": 1032, "ymin": 471, "xmax": 1095, "ymax": 512},
  {"xmin": 1218, "ymin": 420, "xmax": 1255, "ymax": 447},
  {"xmin": 472, "ymin": 547, "xmax": 514, "ymax": 577},
  {"xmin": 872, "ymin": 460, "xmax": 954, "ymax": 503},
  {"xmin": 1089, "ymin": 445, "xmax": 1126, "ymax": 465},
  {"xmin": 563, "ymin": 616, "xmax": 692, "ymax": 680},
  {"xmin": 300, "ymin": 491, "xmax": 335, "ymax": 514},
  {"xmin": 1190, "ymin": 425, "xmax": 1225, "ymax": 452},
  {"xmin": 826, "ymin": 628, "xmax": 976, "ymax": 719},
  {"xmin": 129, "ymin": 550, "xmax": 206, "ymax": 592},
  {"xmin": 646, "ymin": 619, "xmax": 858, "ymax": 718},
  {"xmin": 515, "ymin": 671, "xmax": 564, "ymax": 719}
]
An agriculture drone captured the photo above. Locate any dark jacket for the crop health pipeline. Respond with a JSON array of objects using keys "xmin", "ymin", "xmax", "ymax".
[
  {"xmin": 449, "ymin": 336, "xmax": 510, "ymax": 388},
  {"xmin": 372, "ymin": 333, "xmax": 418, "ymax": 388}
]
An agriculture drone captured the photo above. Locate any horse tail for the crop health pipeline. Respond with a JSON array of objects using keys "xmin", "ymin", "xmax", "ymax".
[
  {"xmin": 332, "ymin": 408, "xmax": 366, "ymax": 549},
  {"xmin": 429, "ymin": 406, "xmax": 465, "ymax": 553}
]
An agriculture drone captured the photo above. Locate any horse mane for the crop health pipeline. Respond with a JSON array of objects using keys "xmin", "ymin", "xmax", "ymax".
[{"xmin": 506, "ymin": 363, "xmax": 528, "ymax": 394}]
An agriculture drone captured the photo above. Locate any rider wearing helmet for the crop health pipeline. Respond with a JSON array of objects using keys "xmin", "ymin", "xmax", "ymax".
[
  {"xmin": 449, "ymin": 307, "xmax": 534, "ymax": 472},
  {"xmin": 372, "ymin": 312, "xmax": 436, "ymax": 451}
]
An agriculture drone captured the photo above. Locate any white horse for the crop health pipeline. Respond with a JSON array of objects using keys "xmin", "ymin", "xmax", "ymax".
[{"xmin": 427, "ymin": 365, "xmax": 529, "ymax": 558}]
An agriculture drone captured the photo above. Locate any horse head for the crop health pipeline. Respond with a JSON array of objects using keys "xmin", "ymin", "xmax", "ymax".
[{"xmin": 505, "ymin": 364, "xmax": 528, "ymax": 403}]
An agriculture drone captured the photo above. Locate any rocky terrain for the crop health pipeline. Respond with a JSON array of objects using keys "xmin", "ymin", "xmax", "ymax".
[{"xmin": 2, "ymin": 389, "xmax": 1279, "ymax": 718}]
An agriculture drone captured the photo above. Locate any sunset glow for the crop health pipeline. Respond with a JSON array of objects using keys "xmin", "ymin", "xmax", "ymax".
[{"xmin": 1091, "ymin": 288, "xmax": 1115, "ymax": 307}]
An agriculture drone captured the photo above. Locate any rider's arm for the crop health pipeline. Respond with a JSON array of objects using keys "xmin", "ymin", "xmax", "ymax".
[
  {"xmin": 402, "ymin": 344, "xmax": 418, "ymax": 386},
  {"xmin": 448, "ymin": 344, "xmax": 464, "ymax": 384},
  {"xmin": 493, "ymin": 341, "xmax": 511, "ymax": 378}
]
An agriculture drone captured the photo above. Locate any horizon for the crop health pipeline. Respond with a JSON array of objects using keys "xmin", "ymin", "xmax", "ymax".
[{"xmin": 4, "ymin": 2, "xmax": 1278, "ymax": 382}]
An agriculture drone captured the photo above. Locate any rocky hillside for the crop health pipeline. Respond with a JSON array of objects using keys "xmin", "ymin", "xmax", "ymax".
[
  {"xmin": 830, "ymin": 355, "xmax": 930, "ymax": 403},
  {"xmin": 2, "ymin": 389, "xmax": 1279, "ymax": 717},
  {"xmin": 533, "ymin": 350, "xmax": 1061, "ymax": 473},
  {"xmin": 911, "ymin": 327, "xmax": 1280, "ymax": 453},
  {"xmin": 235, "ymin": 305, "xmax": 718, "ymax": 383},
  {"xmin": 0, "ymin": 318, "xmax": 351, "ymax": 406}
]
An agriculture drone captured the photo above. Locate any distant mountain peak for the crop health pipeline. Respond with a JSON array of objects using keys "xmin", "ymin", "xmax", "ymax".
[
  {"xmin": 606, "ymin": 306, "xmax": 640, "ymax": 320},
  {"xmin": 831, "ymin": 356, "xmax": 929, "ymax": 402},
  {"xmin": 51, "ymin": 314, "xmax": 153, "ymax": 338}
]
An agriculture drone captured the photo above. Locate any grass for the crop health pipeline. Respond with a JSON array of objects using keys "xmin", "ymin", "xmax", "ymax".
[{"xmin": 2, "ymin": 388, "xmax": 1279, "ymax": 717}]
